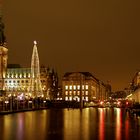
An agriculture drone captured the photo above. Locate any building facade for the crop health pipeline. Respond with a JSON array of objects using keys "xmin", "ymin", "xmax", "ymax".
[
  {"xmin": 62, "ymin": 72, "xmax": 111, "ymax": 102},
  {"xmin": 3, "ymin": 64, "xmax": 58, "ymax": 99},
  {"xmin": 131, "ymin": 71, "xmax": 140, "ymax": 91}
]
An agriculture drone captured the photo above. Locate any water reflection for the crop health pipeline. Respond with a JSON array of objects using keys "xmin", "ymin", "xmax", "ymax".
[
  {"xmin": 0, "ymin": 108, "xmax": 140, "ymax": 140},
  {"xmin": 125, "ymin": 112, "xmax": 129, "ymax": 140},
  {"xmin": 116, "ymin": 108, "xmax": 121, "ymax": 140},
  {"xmin": 46, "ymin": 109, "xmax": 64, "ymax": 140},
  {"xmin": 99, "ymin": 108, "xmax": 105, "ymax": 140}
]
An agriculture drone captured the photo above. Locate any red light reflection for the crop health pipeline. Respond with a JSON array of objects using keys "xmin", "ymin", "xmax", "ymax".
[{"xmin": 99, "ymin": 108, "xmax": 105, "ymax": 140}]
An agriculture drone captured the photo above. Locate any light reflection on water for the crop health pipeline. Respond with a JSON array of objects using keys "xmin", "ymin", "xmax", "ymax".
[
  {"xmin": 0, "ymin": 108, "xmax": 140, "ymax": 140},
  {"xmin": 116, "ymin": 108, "xmax": 121, "ymax": 140}
]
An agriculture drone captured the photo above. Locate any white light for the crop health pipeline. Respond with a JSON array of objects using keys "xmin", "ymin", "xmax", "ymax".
[
  {"xmin": 86, "ymin": 85, "xmax": 88, "ymax": 90},
  {"xmin": 85, "ymin": 97, "xmax": 88, "ymax": 101},
  {"xmin": 34, "ymin": 40, "xmax": 37, "ymax": 45},
  {"xmin": 5, "ymin": 101, "xmax": 9, "ymax": 104},
  {"xmin": 73, "ymin": 85, "xmax": 76, "ymax": 90},
  {"xmin": 65, "ymin": 85, "xmax": 68, "ymax": 90},
  {"xmin": 69, "ymin": 96, "xmax": 72, "ymax": 101},
  {"xmin": 69, "ymin": 85, "xmax": 72, "ymax": 90},
  {"xmin": 77, "ymin": 85, "xmax": 80, "ymax": 90},
  {"xmin": 65, "ymin": 97, "xmax": 68, "ymax": 101}
]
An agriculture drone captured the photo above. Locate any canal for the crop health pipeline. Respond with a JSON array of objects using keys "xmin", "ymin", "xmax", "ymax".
[{"xmin": 0, "ymin": 108, "xmax": 140, "ymax": 140}]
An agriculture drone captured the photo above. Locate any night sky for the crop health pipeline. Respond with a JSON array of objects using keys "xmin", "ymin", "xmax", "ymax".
[{"xmin": 2, "ymin": 0, "xmax": 140, "ymax": 91}]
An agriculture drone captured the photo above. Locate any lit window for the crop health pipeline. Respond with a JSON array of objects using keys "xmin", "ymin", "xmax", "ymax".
[
  {"xmin": 73, "ymin": 85, "xmax": 76, "ymax": 90},
  {"xmin": 86, "ymin": 85, "xmax": 88, "ymax": 90},
  {"xmin": 65, "ymin": 91, "xmax": 68, "ymax": 95},
  {"xmin": 82, "ymin": 91, "xmax": 84, "ymax": 95},
  {"xmin": 73, "ymin": 91, "xmax": 76, "ymax": 95},
  {"xmin": 85, "ymin": 97, "xmax": 88, "ymax": 101},
  {"xmin": 69, "ymin": 96, "xmax": 72, "ymax": 101},
  {"xmin": 77, "ymin": 85, "xmax": 80, "ymax": 90},
  {"xmin": 69, "ymin": 85, "xmax": 72, "ymax": 90},
  {"xmin": 65, "ymin": 85, "xmax": 68, "ymax": 90},
  {"xmin": 82, "ymin": 85, "xmax": 84, "ymax": 89},
  {"xmin": 69, "ymin": 91, "xmax": 72, "ymax": 95},
  {"xmin": 65, "ymin": 97, "xmax": 68, "ymax": 101},
  {"xmin": 85, "ymin": 91, "xmax": 88, "ymax": 95},
  {"xmin": 77, "ymin": 91, "xmax": 80, "ymax": 95}
]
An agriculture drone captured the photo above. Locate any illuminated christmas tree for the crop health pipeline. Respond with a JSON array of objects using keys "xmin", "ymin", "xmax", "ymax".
[{"xmin": 29, "ymin": 41, "xmax": 43, "ymax": 97}]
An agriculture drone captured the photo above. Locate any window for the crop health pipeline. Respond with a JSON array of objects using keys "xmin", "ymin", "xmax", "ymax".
[
  {"xmin": 77, "ymin": 85, "xmax": 80, "ymax": 90},
  {"xmin": 85, "ymin": 91, "xmax": 88, "ymax": 95},
  {"xmin": 86, "ymin": 85, "xmax": 88, "ymax": 90},
  {"xmin": 65, "ymin": 91, "xmax": 68, "ymax": 95},
  {"xmin": 65, "ymin": 97, "xmax": 68, "ymax": 101},
  {"xmin": 69, "ymin": 91, "xmax": 72, "ymax": 95},
  {"xmin": 69, "ymin": 96, "xmax": 72, "ymax": 101},
  {"xmin": 73, "ymin": 85, "xmax": 76, "ymax": 90},
  {"xmin": 65, "ymin": 85, "xmax": 68, "ymax": 90},
  {"xmin": 85, "ymin": 97, "xmax": 88, "ymax": 101},
  {"xmin": 77, "ymin": 91, "xmax": 80, "ymax": 95},
  {"xmin": 69, "ymin": 85, "xmax": 72, "ymax": 90}
]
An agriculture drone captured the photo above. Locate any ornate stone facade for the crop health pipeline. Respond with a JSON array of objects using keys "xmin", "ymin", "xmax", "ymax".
[{"xmin": 3, "ymin": 65, "xmax": 58, "ymax": 99}]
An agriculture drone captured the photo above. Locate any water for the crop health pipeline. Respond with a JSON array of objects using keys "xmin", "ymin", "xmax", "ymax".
[{"xmin": 0, "ymin": 108, "xmax": 140, "ymax": 140}]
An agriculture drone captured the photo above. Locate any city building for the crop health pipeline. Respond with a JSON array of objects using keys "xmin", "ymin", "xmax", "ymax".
[
  {"xmin": 0, "ymin": 14, "xmax": 59, "ymax": 99},
  {"xmin": 3, "ymin": 64, "xmax": 58, "ymax": 99},
  {"xmin": 126, "ymin": 71, "xmax": 140, "ymax": 103},
  {"xmin": 62, "ymin": 72, "xmax": 111, "ymax": 102},
  {"xmin": 131, "ymin": 71, "xmax": 140, "ymax": 91}
]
